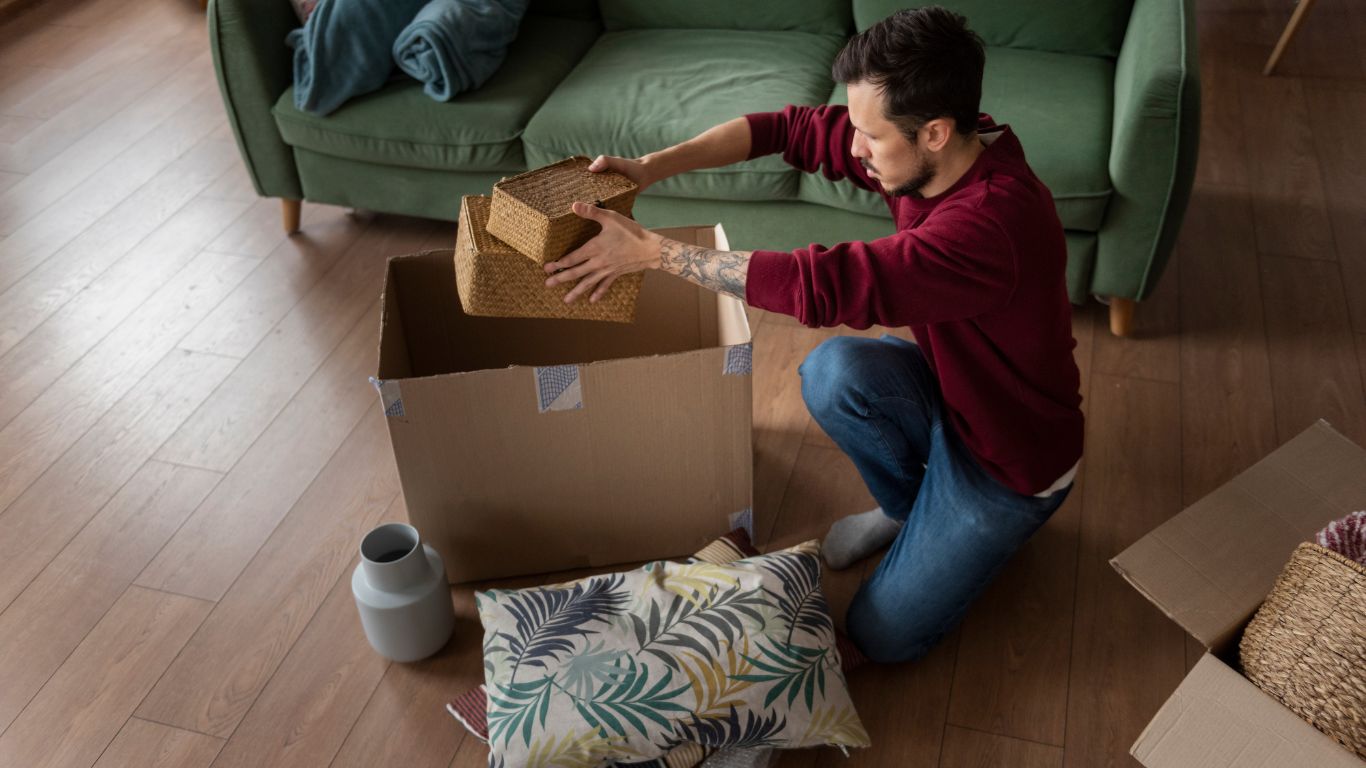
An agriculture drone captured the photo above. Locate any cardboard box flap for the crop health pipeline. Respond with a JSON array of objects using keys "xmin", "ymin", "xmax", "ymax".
[
  {"xmin": 1132, "ymin": 654, "xmax": 1361, "ymax": 767},
  {"xmin": 1111, "ymin": 421, "xmax": 1366, "ymax": 649}
]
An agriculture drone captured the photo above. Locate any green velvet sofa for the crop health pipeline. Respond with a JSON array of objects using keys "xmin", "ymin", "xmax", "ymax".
[{"xmin": 210, "ymin": 0, "xmax": 1198, "ymax": 335}]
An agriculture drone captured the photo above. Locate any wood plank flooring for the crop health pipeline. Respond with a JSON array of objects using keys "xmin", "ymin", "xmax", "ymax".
[{"xmin": 1, "ymin": 0, "xmax": 1364, "ymax": 766}]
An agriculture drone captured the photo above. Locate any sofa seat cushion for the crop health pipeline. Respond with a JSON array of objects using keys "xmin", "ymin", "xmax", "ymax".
[
  {"xmin": 271, "ymin": 14, "xmax": 599, "ymax": 173},
  {"xmin": 522, "ymin": 29, "xmax": 846, "ymax": 202},
  {"xmin": 800, "ymin": 47, "xmax": 1115, "ymax": 232}
]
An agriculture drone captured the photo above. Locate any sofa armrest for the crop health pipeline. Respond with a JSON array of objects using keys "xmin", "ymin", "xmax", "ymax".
[
  {"xmin": 1095, "ymin": 0, "xmax": 1200, "ymax": 301},
  {"xmin": 208, "ymin": 0, "xmax": 303, "ymax": 199}
]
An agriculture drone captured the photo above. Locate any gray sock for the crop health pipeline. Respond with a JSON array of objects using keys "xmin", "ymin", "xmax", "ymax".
[{"xmin": 822, "ymin": 507, "xmax": 903, "ymax": 571}]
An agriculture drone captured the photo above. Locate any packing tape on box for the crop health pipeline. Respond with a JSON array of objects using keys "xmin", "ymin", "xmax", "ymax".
[
  {"xmin": 368, "ymin": 377, "xmax": 405, "ymax": 418},
  {"xmin": 723, "ymin": 343, "xmax": 753, "ymax": 376},
  {"xmin": 728, "ymin": 508, "xmax": 754, "ymax": 542},
  {"xmin": 534, "ymin": 365, "xmax": 583, "ymax": 413}
]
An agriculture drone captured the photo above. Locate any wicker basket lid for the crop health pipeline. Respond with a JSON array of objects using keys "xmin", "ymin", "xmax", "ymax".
[{"xmin": 492, "ymin": 156, "xmax": 636, "ymax": 219}]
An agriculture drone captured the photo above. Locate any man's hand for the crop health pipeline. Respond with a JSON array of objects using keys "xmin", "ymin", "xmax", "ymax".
[
  {"xmin": 544, "ymin": 202, "xmax": 663, "ymax": 304},
  {"xmin": 587, "ymin": 155, "xmax": 655, "ymax": 193}
]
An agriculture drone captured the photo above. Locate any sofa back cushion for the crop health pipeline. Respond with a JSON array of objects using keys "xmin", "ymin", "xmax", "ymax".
[
  {"xmin": 853, "ymin": 0, "xmax": 1133, "ymax": 59},
  {"xmin": 529, "ymin": 0, "xmax": 598, "ymax": 21},
  {"xmin": 600, "ymin": 0, "xmax": 851, "ymax": 35}
]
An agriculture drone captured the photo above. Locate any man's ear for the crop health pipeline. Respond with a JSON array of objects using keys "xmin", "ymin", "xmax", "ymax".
[{"xmin": 921, "ymin": 118, "xmax": 956, "ymax": 153}]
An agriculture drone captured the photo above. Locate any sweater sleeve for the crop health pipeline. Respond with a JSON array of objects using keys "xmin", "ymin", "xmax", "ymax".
[
  {"xmin": 745, "ymin": 105, "xmax": 881, "ymax": 193},
  {"xmin": 744, "ymin": 203, "xmax": 1018, "ymax": 328}
]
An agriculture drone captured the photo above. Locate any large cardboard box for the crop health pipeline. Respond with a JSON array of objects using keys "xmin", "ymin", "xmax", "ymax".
[
  {"xmin": 373, "ymin": 225, "xmax": 753, "ymax": 584},
  {"xmin": 1111, "ymin": 421, "xmax": 1366, "ymax": 767}
]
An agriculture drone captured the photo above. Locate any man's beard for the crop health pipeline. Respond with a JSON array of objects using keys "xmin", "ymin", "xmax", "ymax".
[
  {"xmin": 887, "ymin": 157, "xmax": 936, "ymax": 199},
  {"xmin": 864, "ymin": 155, "xmax": 937, "ymax": 199}
]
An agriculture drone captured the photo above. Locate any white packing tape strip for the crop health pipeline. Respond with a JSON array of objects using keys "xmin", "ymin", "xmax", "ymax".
[
  {"xmin": 368, "ymin": 377, "xmax": 404, "ymax": 418},
  {"xmin": 723, "ymin": 343, "xmax": 753, "ymax": 376},
  {"xmin": 534, "ymin": 364, "xmax": 583, "ymax": 413},
  {"xmin": 727, "ymin": 508, "xmax": 754, "ymax": 542}
]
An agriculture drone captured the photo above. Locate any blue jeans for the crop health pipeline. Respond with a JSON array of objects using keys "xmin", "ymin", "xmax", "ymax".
[{"xmin": 800, "ymin": 335, "xmax": 1072, "ymax": 664}]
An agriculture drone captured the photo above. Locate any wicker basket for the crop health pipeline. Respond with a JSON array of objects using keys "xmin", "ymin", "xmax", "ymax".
[
  {"xmin": 454, "ymin": 195, "xmax": 640, "ymax": 324},
  {"xmin": 1239, "ymin": 542, "xmax": 1366, "ymax": 759},
  {"xmin": 486, "ymin": 156, "xmax": 638, "ymax": 264}
]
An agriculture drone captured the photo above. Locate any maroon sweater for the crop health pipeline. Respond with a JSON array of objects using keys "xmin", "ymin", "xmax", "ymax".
[{"xmin": 744, "ymin": 105, "xmax": 1083, "ymax": 496}]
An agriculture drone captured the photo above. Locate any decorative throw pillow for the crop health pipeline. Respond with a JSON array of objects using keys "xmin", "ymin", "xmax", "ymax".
[
  {"xmin": 475, "ymin": 540, "xmax": 870, "ymax": 767},
  {"xmin": 451, "ymin": 530, "xmax": 867, "ymax": 768}
]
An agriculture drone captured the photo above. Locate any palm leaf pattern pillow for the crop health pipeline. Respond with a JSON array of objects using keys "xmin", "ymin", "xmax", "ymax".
[{"xmin": 476, "ymin": 540, "xmax": 870, "ymax": 767}]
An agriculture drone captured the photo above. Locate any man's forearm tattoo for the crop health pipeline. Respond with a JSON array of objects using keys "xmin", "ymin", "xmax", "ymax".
[{"xmin": 658, "ymin": 239, "xmax": 752, "ymax": 301}]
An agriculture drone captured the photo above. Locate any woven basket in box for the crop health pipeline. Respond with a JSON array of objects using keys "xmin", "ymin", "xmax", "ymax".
[
  {"xmin": 454, "ymin": 195, "xmax": 640, "ymax": 323},
  {"xmin": 1239, "ymin": 542, "xmax": 1366, "ymax": 759},
  {"xmin": 486, "ymin": 156, "xmax": 638, "ymax": 263}
]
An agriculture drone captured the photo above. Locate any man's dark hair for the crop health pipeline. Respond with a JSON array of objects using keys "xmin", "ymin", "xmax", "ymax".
[{"xmin": 832, "ymin": 7, "xmax": 986, "ymax": 139}]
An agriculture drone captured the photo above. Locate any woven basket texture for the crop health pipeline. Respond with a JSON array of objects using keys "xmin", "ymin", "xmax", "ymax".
[
  {"xmin": 1240, "ymin": 541, "xmax": 1366, "ymax": 759},
  {"xmin": 455, "ymin": 195, "xmax": 640, "ymax": 323},
  {"xmin": 486, "ymin": 156, "xmax": 638, "ymax": 264}
]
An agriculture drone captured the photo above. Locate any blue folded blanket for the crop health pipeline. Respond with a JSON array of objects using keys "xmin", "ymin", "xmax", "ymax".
[
  {"xmin": 393, "ymin": 0, "xmax": 530, "ymax": 102},
  {"xmin": 286, "ymin": 0, "xmax": 430, "ymax": 116}
]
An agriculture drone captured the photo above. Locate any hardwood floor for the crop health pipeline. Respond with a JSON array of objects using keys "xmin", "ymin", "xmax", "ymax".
[{"xmin": 1, "ymin": 1, "xmax": 1364, "ymax": 766}]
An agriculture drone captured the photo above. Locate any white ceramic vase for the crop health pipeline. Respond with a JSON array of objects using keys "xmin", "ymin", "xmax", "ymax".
[{"xmin": 352, "ymin": 522, "xmax": 455, "ymax": 662}]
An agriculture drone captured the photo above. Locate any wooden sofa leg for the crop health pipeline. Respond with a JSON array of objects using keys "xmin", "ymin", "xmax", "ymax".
[
  {"xmin": 1109, "ymin": 297, "xmax": 1136, "ymax": 337},
  {"xmin": 282, "ymin": 198, "xmax": 301, "ymax": 234}
]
